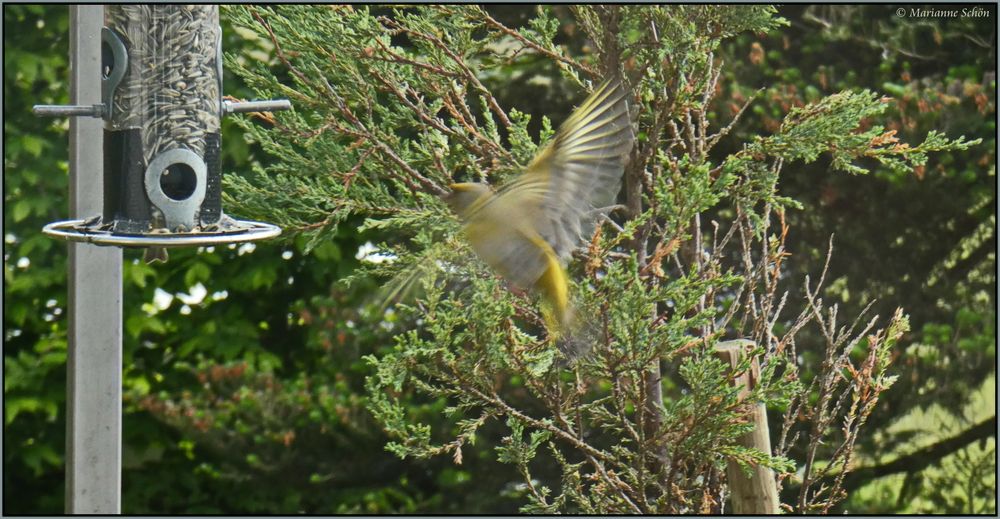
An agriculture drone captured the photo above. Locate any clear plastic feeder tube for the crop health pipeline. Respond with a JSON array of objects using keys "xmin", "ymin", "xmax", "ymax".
[{"xmin": 103, "ymin": 5, "xmax": 224, "ymax": 232}]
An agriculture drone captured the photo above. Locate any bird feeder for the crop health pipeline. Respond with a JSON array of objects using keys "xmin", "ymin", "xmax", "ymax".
[{"xmin": 35, "ymin": 5, "xmax": 285, "ymax": 249}]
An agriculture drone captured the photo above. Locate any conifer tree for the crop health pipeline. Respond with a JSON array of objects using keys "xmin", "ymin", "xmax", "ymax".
[{"xmin": 223, "ymin": 5, "xmax": 977, "ymax": 513}]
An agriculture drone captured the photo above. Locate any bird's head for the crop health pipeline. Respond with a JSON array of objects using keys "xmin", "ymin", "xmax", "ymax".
[{"xmin": 443, "ymin": 182, "xmax": 492, "ymax": 216}]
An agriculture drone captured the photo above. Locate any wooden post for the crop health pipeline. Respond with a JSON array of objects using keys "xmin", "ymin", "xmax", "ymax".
[{"xmin": 714, "ymin": 340, "xmax": 779, "ymax": 515}]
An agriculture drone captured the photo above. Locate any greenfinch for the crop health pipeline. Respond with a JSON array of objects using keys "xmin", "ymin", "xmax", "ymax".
[{"xmin": 445, "ymin": 79, "xmax": 633, "ymax": 337}]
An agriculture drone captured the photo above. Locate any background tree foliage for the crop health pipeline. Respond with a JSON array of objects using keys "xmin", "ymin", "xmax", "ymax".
[
  {"xmin": 3, "ymin": 4, "xmax": 994, "ymax": 514},
  {"xmin": 716, "ymin": 5, "xmax": 996, "ymax": 512}
]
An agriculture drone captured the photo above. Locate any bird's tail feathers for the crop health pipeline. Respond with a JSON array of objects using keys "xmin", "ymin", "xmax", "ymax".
[{"xmin": 545, "ymin": 296, "xmax": 609, "ymax": 364}]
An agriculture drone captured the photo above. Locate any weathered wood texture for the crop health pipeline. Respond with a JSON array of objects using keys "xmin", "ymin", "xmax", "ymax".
[{"xmin": 715, "ymin": 340, "xmax": 780, "ymax": 515}]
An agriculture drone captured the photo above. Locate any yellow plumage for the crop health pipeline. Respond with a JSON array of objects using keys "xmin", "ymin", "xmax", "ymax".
[{"xmin": 445, "ymin": 79, "xmax": 634, "ymax": 336}]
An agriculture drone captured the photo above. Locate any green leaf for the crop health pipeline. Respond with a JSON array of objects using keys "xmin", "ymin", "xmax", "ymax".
[{"xmin": 12, "ymin": 200, "xmax": 32, "ymax": 222}]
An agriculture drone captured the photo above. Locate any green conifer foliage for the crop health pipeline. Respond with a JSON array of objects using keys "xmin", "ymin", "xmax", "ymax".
[{"xmin": 224, "ymin": 5, "xmax": 977, "ymax": 513}]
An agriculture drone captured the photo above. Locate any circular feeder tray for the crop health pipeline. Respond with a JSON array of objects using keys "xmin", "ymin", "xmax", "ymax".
[{"xmin": 43, "ymin": 218, "xmax": 281, "ymax": 248}]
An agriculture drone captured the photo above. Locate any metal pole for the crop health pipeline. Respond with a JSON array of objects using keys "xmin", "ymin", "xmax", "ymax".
[{"xmin": 65, "ymin": 5, "xmax": 123, "ymax": 514}]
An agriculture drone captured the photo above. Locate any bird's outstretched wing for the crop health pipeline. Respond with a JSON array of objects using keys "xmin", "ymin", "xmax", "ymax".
[{"xmin": 499, "ymin": 79, "xmax": 634, "ymax": 261}]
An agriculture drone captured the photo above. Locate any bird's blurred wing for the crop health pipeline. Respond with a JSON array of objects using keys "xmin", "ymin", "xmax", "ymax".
[
  {"xmin": 463, "ymin": 195, "xmax": 552, "ymax": 290},
  {"xmin": 506, "ymin": 79, "xmax": 634, "ymax": 260},
  {"xmin": 374, "ymin": 244, "xmax": 439, "ymax": 313}
]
